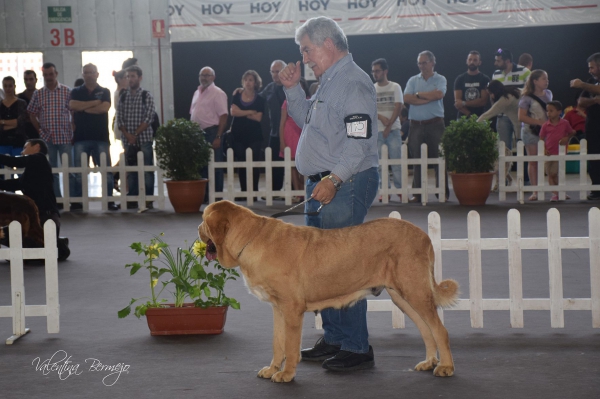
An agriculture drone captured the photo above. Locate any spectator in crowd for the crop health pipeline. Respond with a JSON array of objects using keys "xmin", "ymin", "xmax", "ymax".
[
  {"xmin": 400, "ymin": 107, "xmax": 409, "ymax": 141},
  {"xmin": 477, "ymin": 80, "xmax": 521, "ymax": 146},
  {"xmin": 518, "ymin": 69, "xmax": 552, "ymax": 201},
  {"xmin": 122, "ymin": 57, "xmax": 138, "ymax": 70},
  {"xmin": 111, "ymin": 69, "xmax": 128, "ymax": 193},
  {"xmin": 17, "ymin": 70, "xmax": 39, "ymax": 139},
  {"xmin": 0, "ymin": 77, "xmax": 28, "ymax": 160},
  {"xmin": 570, "ymin": 52, "xmax": 600, "ymax": 200},
  {"xmin": 454, "ymin": 51, "xmax": 490, "ymax": 119},
  {"xmin": 371, "ymin": 58, "xmax": 404, "ymax": 201},
  {"xmin": 539, "ymin": 100, "xmax": 575, "ymax": 202},
  {"xmin": 493, "ymin": 48, "xmax": 531, "ymax": 89},
  {"xmin": 280, "ymin": 16, "xmax": 379, "ymax": 372},
  {"xmin": 230, "ymin": 70, "xmax": 265, "ymax": 198},
  {"xmin": 190, "ymin": 66, "xmax": 228, "ymax": 198},
  {"xmin": 563, "ymin": 101, "xmax": 586, "ymax": 141},
  {"xmin": 117, "ymin": 65, "xmax": 156, "ymax": 210},
  {"xmin": 518, "ymin": 53, "xmax": 533, "ymax": 71},
  {"xmin": 404, "ymin": 50, "xmax": 449, "ymax": 203},
  {"xmin": 27, "ymin": 62, "xmax": 75, "ymax": 207},
  {"xmin": 69, "ymin": 63, "xmax": 119, "ymax": 211},
  {"xmin": 74, "ymin": 78, "xmax": 84, "ymax": 87},
  {"xmin": 278, "ymin": 78, "xmax": 309, "ymax": 203},
  {"xmin": 0, "ymin": 138, "xmax": 70, "ymax": 260}
]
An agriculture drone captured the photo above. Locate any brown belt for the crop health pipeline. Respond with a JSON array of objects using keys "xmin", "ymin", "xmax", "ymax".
[{"xmin": 409, "ymin": 117, "xmax": 444, "ymax": 126}]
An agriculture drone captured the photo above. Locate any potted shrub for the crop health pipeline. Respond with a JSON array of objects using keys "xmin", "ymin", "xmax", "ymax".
[
  {"xmin": 118, "ymin": 234, "xmax": 240, "ymax": 335},
  {"xmin": 155, "ymin": 119, "xmax": 211, "ymax": 213},
  {"xmin": 441, "ymin": 115, "xmax": 499, "ymax": 206}
]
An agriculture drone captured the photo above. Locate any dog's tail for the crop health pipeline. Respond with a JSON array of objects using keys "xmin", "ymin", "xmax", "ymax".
[{"xmin": 433, "ymin": 279, "xmax": 460, "ymax": 308}]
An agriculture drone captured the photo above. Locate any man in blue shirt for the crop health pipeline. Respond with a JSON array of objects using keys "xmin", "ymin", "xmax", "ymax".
[
  {"xmin": 280, "ymin": 17, "xmax": 379, "ymax": 373},
  {"xmin": 404, "ymin": 51, "xmax": 449, "ymax": 203}
]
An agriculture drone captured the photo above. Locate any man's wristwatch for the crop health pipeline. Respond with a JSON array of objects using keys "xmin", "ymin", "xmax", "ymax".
[
  {"xmin": 416, "ymin": 92, "xmax": 421, "ymax": 99},
  {"xmin": 326, "ymin": 175, "xmax": 342, "ymax": 191}
]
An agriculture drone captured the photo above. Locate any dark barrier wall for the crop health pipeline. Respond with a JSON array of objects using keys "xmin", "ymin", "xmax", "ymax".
[{"xmin": 173, "ymin": 23, "xmax": 600, "ymax": 130}]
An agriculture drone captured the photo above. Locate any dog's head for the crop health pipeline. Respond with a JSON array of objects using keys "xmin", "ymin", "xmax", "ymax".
[{"xmin": 198, "ymin": 201, "xmax": 253, "ymax": 268}]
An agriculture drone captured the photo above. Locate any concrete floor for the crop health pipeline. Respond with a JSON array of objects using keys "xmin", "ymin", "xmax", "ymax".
[{"xmin": 1, "ymin": 192, "xmax": 599, "ymax": 399}]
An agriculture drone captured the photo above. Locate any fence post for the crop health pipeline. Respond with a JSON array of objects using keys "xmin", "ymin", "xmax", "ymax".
[
  {"xmin": 401, "ymin": 144, "xmax": 409, "ymax": 203},
  {"xmin": 589, "ymin": 207, "xmax": 600, "ymax": 328},
  {"xmin": 8, "ymin": 222, "xmax": 28, "ymax": 344},
  {"xmin": 516, "ymin": 142, "xmax": 525, "ymax": 204},
  {"xmin": 537, "ymin": 140, "xmax": 546, "ymax": 201},
  {"xmin": 225, "ymin": 148, "xmax": 236, "ymax": 202},
  {"xmin": 507, "ymin": 209, "xmax": 524, "ymax": 327},
  {"xmin": 439, "ymin": 157, "xmax": 446, "ymax": 203},
  {"xmin": 380, "ymin": 144, "xmax": 390, "ymax": 203},
  {"xmin": 209, "ymin": 149, "xmax": 216, "ymax": 204},
  {"xmin": 558, "ymin": 145, "xmax": 567, "ymax": 201},
  {"xmin": 99, "ymin": 152, "xmax": 108, "ymax": 211},
  {"xmin": 420, "ymin": 143, "xmax": 428, "ymax": 205},
  {"xmin": 246, "ymin": 147, "xmax": 255, "ymax": 206},
  {"xmin": 547, "ymin": 208, "xmax": 564, "ymax": 328},
  {"xmin": 428, "ymin": 211, "xmax": 445, "ymax": 323},
  {"xmin": 499, "ymin": 141, "xmax": 507, "ymax": 202},
  {"xmin": 43, "ymin": 220, "xmax": 60, "ymax": 333},
  {"xmin": 137, "ymin": 151, "xmax": 146, "ymax": 210},
  {"xmin": 80, "ymin": 151, "xmax": 90, "ymax": 211},
  {"xmin": 580, "ymin": 140, "xmax": 589, "ymax": 201},
  {"xmin": 61, "ymin": 153, "xmax": 71, "ymax": 208},
  {"xmin": 118, "ymin": 153, "xmax": 128, "ymax": 206},
  {"xmin": 388, "ymin": 211, "xmax": 405, "ymax": 328},
  {"xmin": 468, "ymin": 211, "xmax": 483, "ymax": 328}
]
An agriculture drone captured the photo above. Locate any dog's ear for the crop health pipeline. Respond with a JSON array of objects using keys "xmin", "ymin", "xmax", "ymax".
[{"xmin": 204, "ymin": 208, "xmax": 230, "ymax": 246}]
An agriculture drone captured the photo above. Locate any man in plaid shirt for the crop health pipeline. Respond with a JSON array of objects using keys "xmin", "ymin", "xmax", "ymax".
[
  {"xmin": 27, "ymin": 62, "xmax": 75, "ymax": 204},
  {"xmin": 117, "ymin": 65, "xmax": 156, "ymax": 209}
]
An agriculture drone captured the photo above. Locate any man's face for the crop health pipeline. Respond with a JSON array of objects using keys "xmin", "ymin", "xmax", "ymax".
[
  {"xmin": 467, "ymin": 54, "xmax": 481, "ymax": 72},
  {"xmin": 127, "ymin": 72, "xmax": 141, "ymax": 89},
  {"xmin": 82, "ymin": 65, "xmax": 98, "ymax": 86},
  {"xmin": 24, "ymin": 73, "xmax": 37, "ymax": 90},
  {"xmin": 299, "ymin": 35, "xmax": 334, "ymax": 79},
  {"xmin": 494, "ymin": 56, "xmax": 509, "ymax": 70},
  {"xmin": 371, "ymin": 64, "xmax": 387, "ymax": 83},
  {"xmin": 42, "ymin": 67, "xmax": 58, "ymax": 86},
  {"xmin": 589, "ymin": 61, "xmax": 600, "ymax": 80},
  {"xmin": 270, "ymin": 62, "xmax": 284, "ymax": 85},
  {"xmin": 417, "ymin": 55, "xmax": 434, "ymax": 75},
  {"xmin": 199, "ymin": 68, "xmax": 215, "ymax": 88},
  {"xmin": 21, "ymin": 142, "xmax": 40, "ymax": 156}
]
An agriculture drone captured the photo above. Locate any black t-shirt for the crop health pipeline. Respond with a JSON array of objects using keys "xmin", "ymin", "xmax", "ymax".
[
  {"xmin": 17, "ymin": 91, "xmax": 39, "ymax": 139},
  {"xmin": 0, "ymin": 99, "xmax": 27, "ymax": 147},
  {"xmin": 231, "ymin": 92, "xmax": 266, "ymax": 145},
  {"xmin": 582, "ymin": 77, "xmax": 600, "ymax": 128},
  {"xmin": 71, "ymin": 84, "xmax": 111, "ymax": 143},
  {"xmin": 454, "ymin": 72, "xmax": 491, "ymax": 118},
  {"xmin": 0, "ymin": 152, "xmax": 58, "ymax": 214},
  {"xmin": 260, "ymin": 82, "xmax": 286, "ymax": 137}
]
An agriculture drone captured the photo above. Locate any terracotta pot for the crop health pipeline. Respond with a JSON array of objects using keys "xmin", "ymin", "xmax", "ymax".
[
  {"xmin": 165, "ymin": 179, "xmax": 208, "ymax": 213},
  {"xmin": 145, "ymin": 304, "xmax": 228, "ymax": 335},
  {"xmin": 449, "ymin": 172, "xmax": 494, "ymax": 206}
]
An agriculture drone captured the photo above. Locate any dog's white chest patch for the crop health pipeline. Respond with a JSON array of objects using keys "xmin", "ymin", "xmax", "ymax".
[{"xmin": 243, "ymin": 276, "xmax": 270, "ymax": 302}]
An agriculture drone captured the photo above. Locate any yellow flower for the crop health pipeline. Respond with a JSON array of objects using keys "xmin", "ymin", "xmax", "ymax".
[
  {"xmin": 147, "ymin": 244, "xmax": 161, "ymax": 260},
  {"xmin": 151, "ymin": 278, "xmax": 158, "ymax": 288},
  {"xmin": 193, "ymin": 241, "xmax": 207, "ymax": 257}
]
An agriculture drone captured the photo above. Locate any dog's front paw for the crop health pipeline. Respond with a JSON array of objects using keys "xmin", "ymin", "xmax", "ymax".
[
  {"xmin": 415, "ymin": 357, "xmax": 439, "ymax": 371},
  {"xmin": 270, "ymin": 370, "xmax": 295, "ymax": 383},
  {"xmin": 257, "ymin": 366, "xmax": 279, "ymax": 379},
  {"xmin": 433, "ymin": 364, "xmax": 454, "ymax": 377}
]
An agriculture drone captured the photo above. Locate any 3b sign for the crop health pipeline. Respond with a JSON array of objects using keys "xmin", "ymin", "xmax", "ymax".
[{"xmin": 50, "ymin": 29, "xmax": 75, "ymax": 46}]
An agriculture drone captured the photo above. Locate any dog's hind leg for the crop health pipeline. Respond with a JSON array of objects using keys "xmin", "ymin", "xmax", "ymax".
[
  {"xmin": 398, "ymin": 288, "xmax": 454, "ymax": 377},
  {"xmin": 388, "ymin": 289, "xmax": 439, "ymax": 372},
  {"xmin": 258, "ymin": 305, "xmax": 286, "ymax": 380},
  {"xmin": 270, "ymin": 307, "xmax": 304, "ymax": 383}
]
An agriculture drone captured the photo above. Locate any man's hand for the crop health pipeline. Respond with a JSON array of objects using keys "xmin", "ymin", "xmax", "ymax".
[
  {"xmin": 279, "ymin": 61, "xmax": 302, "ymax": 89},
  {"xmin": 378, "ymin": 114, "xmax": 390, "ymax": 126},
  {"xmin": 212, "ymin": 136, "xmax": 221, "ymax": 149},
  {"xmin": 570, "ymin": 79, "xmax": 583, "ymax": 89},
  {"xmin": 232, "ymin": 87, "xmax": 243, "ymax": 95},
  {"xmin": 383, "ymin": 125, "xmax": 391, "ymax": 139},
  {"xmin": 125, "ymin": 132, "xmax": 137, "ymax": 145},
  {"xmin": 310, "ymin": 174, "xmax": 341, "ymax": 205}
]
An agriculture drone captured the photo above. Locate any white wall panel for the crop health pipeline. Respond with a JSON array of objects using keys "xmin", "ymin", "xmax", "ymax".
[
  {"xmin": 114, "ymin": 0, "xmax": 134, "ymax": 48},
  {"xmin": 95, "ymin": 0, "xmax": 116, "ymax": 48},
  {"xmin": 75, "ymin": 0, "xmax": 97, "ymax": 49},
  {"xmin": 5, "ymin": 0, "xmax": 26, "ymax": 49},
  {"xmin": 24, "ymin": 0, "xmax": 44, "ymax": 49},
  {"xmin": 131, "ymin": 0, "xmax": 151, "ymax": 47},
  {"xmin": 0, "ymin": 0, "xmax": 8, "ymax": 50}
]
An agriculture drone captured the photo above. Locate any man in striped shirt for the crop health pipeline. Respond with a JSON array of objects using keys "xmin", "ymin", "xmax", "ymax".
[
  {"xmin": 27, "ymin": 62, "xmax": 74, "ymax": 204},
  {"xmin": 117, "ymin": 65, "xmax": 156, "ymax": 209}
]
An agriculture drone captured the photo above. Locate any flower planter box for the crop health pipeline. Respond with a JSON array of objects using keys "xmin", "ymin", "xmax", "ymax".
[{"xmin": 145, "ymin": 304, "xmax": 228, "ymax": 335}]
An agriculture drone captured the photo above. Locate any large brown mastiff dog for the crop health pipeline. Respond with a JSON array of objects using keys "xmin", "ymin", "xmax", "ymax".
[
  {"xmin": 0, "ymin": 192, "xmax": 44, "ymax": 246},
  {"xmin": 198, "ymin": 201, "xmax": 459, "ymax": 383}
]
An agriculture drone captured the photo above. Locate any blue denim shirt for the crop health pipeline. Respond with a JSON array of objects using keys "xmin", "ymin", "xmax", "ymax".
[
  {"xmin": 284, "ymin": 54, "xmax": 379, "ymax": 182},
  {"xmin": 404, "ymin": 72, "xmax": 447, "ymax": 121}
]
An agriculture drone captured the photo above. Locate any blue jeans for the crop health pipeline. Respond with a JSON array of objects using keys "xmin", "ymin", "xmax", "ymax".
[
  {"xmin": 497, "ymin": 115, "xmax": 515, "ymax": 150},
  {"xmin": 73, "ymin": 140, "xmax": 114, "ymax": 197},
  {"xmin": 377, "ymin": 129, "xmax": 402, "ymax": 189},
  {"xmin": 124, "ymin": 141, "xmax": 154, "ymax": 197},
  {"xmin": 305, "ymin": 167, "xmax": 378, "ymax": 353},
  {"xmin": 47, "ymin": 141, "xmax": 75, "ymax": 198}
]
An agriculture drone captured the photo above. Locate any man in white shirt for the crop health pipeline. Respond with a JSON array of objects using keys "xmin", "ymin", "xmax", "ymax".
[{"xmin": 371, "ymin": 58, "xmax": 404, "ymax": 199}]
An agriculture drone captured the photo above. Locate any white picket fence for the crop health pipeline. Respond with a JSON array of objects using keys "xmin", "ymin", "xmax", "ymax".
[
  {"xmin": 498, "ymin": 139, "xmax": 600, "ymax": 203},
  {"xmin": 316, "ymin": 208, "xmax": 600, "ymax": 329},
  {"xmin": 0, "ymin": 221, "xmax": 60, "ymax": 344},
  {"xmin": 0, "ymin": 151, "xmax": 166, "ymax": 212},
  {"xmin": 208, "ymin": 144, "xmax": 447, "ymax": 205}
]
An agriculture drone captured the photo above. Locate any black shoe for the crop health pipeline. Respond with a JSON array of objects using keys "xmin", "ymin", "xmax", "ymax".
[
  {"xmin": 127, "ymin": 202, "xmax": 138, "ymax": 209},
  {"xmin": 108, "ymin": 202, "xmax": 120, "ymax": 211},
  {"xmin": 145, "ymin": 201, "xmax": 154, "ymax": 209},
  {"xmin": 301, "ymin": 337, "xmax": 341, "ymax": 362},
  {"xmin": 322, "ymin": 346, "xmax": 375, "ymax": 371},
  {"xmin": 57, "ymin": 237, "xmax": 70, "ymax": 261},
  {"xmin": 69, "ymin": 203, "xmax": 83, "ymax": 211},
  {"xmin": 587, "ymin": 193, "xmax": 600, "ymax": 200}
]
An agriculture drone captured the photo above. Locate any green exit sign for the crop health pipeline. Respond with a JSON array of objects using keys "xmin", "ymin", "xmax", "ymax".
[{"xmin": 48, "ymin": 6, "xmax": 72, "ymax": 23}]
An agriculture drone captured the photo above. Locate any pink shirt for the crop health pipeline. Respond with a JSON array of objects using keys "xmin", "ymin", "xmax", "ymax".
[
  {"xmin": 540, "ymin": 118, "xmax": 573, "ymax": 155},
  {"xmin": 189, "ymin": 83, "xmax": 228, "ymax": 130}
]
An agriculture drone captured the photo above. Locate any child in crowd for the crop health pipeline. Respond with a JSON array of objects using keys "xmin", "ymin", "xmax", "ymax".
[
  {"xmin": 539, "ymin": 101, "xmax": 576, "ymax": 202},
  {"xmin": 563, "ymin": 103, "xmax": 586, "ymax": 141}
]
